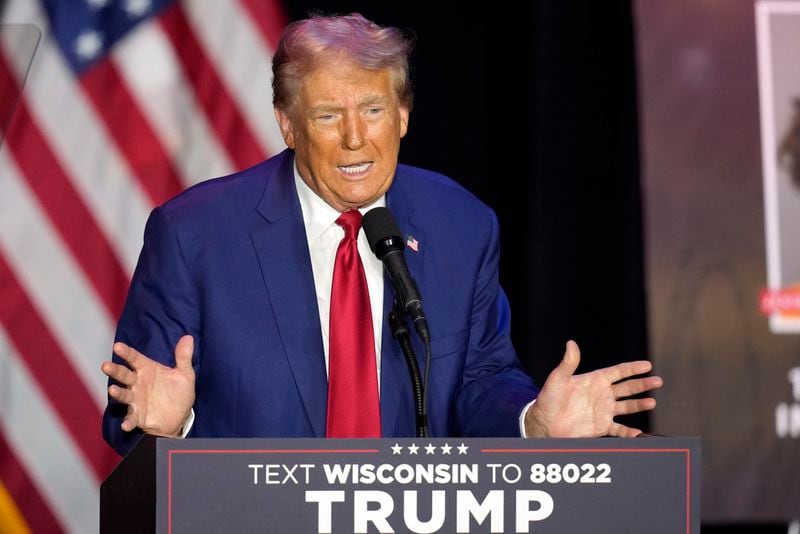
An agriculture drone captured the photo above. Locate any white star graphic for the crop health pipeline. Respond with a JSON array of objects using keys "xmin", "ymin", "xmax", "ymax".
[
  {"xmin": 74, "ymin": 30, "xmax": 103, "ymax": 61},
  {"xmin": 86, "ymin": 0, "xmax": 110, "ymax": 9},
  {"xmin": 407, "ymin": 443, "xmax": 419, "ymax": 455},
  {"xmin": 124, "ymin": 0, "xmax": 151, "ymax": 17},
  {"xmin": 457, "ymin": 443, "xmax": 469, "ymax": 455},
  {"xmin": 425, "ymin": 443, "xmax": 436, "ymax": 455},
  {"xmin": 391, "ymin": 443, "xmax": 403, "ymax": 455},
  {"xmin": 440, "ymin": 443, "xmax": 452, "ymax": 455}
]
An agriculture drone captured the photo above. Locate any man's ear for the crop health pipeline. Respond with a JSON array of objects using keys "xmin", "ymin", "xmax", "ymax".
[
  {"xmin": 274, "ymin": 107, "xmax": 296, "ymax": 149},
  {"xmin": 399, "ymin": 105, "xmax": 410, "ymax": 139}
]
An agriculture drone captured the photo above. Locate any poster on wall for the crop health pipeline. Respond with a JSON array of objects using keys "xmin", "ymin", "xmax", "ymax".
[
  {"xmin": 639, "ymin": 0, "xmax": 800, "ymax": 519},
  {"xmin": 757, "ymin": 0, "xmax": 800, "ymax": 333}
]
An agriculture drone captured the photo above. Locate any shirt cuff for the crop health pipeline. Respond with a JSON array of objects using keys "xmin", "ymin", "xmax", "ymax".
[
  {"xmin": 518, "ymin": 399, "xmax": 536, "ymax": 438},
  {"xmin": 178, "ymin": 408, "xmax": 195, "ymax": 438}
]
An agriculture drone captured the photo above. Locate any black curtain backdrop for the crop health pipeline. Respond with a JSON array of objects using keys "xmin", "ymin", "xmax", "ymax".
[{"xmin": 284, "ymin": 1, "xmax": 649, "ymax": 431}]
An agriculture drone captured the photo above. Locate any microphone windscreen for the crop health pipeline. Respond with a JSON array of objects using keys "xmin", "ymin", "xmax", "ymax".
[{"xmin": 363, "ymin": 207, "xmax": 403, "ymax": 252}]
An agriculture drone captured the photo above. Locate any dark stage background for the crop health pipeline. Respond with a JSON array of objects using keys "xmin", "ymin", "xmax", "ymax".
[{"xmin": 281, "ymin": 2, "xmax": 650, "ymax": 435}]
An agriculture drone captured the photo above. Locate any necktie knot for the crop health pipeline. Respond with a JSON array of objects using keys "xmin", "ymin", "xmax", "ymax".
[{"xmin": 336, "ymin": 210, "xmax": 362, "ymax": 241}]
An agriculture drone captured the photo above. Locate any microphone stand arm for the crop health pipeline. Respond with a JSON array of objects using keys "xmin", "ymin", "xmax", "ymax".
[{"xmin": 388, "ymin": 300, "xmax": 427, "ymax": 438}]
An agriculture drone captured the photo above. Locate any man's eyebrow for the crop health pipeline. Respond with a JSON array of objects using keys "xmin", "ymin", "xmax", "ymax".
[
  {"xmin": 307, "ymin": 103, "xmax": 341, "ymax": 115},
  {"xmin": 359, "ymin": 95, "xmax": 390, "ymax": 105},
  {"xmin": 307, "ymin": 95, "xmax": 391, "ymax": 115}
]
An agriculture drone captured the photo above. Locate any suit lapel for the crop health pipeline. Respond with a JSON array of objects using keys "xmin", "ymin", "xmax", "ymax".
[
  {"xmin": 251, "ymin": 152, "xmax": 327, "ymax": 437},
  {"xmin": 380, "ymin": 173, "xmax": 427, "ymax": 436}
]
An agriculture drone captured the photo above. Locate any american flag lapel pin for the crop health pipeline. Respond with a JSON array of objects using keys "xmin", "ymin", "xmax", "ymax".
[{"xmin": 406, "ymin": 235, "xmax": 419, "ymax": 252}]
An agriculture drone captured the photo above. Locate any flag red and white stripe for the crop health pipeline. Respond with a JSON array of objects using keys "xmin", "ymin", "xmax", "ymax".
[{"xmin": 0, "ymin": 1, "xmax": 286, "ymax": 531}]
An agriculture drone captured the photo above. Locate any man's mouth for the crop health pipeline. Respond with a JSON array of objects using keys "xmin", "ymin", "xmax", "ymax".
[{"xmin": 338, "ymin": 162, "xmax": 372, "ymax": 175}]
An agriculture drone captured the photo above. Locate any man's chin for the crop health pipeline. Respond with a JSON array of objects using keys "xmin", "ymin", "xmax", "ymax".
[{"xmin": 333, "ymin": 186, "xmax": 391, "ymax": 211}]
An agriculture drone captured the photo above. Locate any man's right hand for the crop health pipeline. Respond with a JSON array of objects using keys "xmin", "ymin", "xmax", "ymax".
[{"xmin": 100, "ymin": 335, "xmax": 196, "ymax": 437}]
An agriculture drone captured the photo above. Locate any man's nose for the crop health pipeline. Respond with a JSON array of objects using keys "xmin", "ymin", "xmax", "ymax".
[{"xmin": 342, "ymin": 115, "xmax": 366, "ymax": 150}]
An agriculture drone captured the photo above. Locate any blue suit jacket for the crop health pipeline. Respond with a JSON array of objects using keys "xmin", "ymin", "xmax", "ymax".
[{"xmin": 103, "ymin": 150, "xmax": 538, "ymax": 456}]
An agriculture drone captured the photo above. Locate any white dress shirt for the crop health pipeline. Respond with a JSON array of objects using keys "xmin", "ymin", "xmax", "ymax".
[{"xmin": 293, "ymin": 163, "xmax": 385, "ymax": 383}]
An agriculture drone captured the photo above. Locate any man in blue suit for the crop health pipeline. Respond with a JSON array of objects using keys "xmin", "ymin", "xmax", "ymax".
[{"xmin": 102, "ymin": 13, "xmax": 661, "ymax": 457}]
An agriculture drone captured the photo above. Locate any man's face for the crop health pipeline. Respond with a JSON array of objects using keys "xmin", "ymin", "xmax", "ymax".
[{"xmin": 275, "ymin": 58, "xmax": 409, "ymax": 212}]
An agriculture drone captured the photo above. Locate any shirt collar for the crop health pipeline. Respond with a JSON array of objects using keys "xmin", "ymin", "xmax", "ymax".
[{"xmin": 293, "ymin": 156, "xmax": 387, "ymax": 243}]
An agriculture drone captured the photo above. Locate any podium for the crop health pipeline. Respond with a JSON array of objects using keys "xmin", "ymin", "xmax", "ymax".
[{"xmin": 100, "ymin": 436, "xmax": 700, "ymax": 533}]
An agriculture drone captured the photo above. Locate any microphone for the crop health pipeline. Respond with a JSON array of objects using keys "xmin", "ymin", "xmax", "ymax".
[{"xmin": 363, "ymin": 207, "xmax": 430, "ymax": 342}]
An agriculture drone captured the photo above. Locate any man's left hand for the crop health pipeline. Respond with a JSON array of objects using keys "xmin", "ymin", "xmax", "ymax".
[{"xmin": 524, "ymin": 340, "xmax": 663, "ymax": 438}]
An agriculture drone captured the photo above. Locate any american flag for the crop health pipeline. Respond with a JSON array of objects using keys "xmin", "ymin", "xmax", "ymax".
[{"xmin": 0, "ymin": 0, "xmax": 286, "ymax": 531}]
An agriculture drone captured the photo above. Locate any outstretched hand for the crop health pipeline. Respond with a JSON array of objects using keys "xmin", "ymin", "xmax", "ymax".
[
  {"xmin": 101, "ymin": 335, "xmax": 196, "ymax": 437},
  {"xmin": 525, "ymin": 340, "xmax": 662, "ymax": 438}
]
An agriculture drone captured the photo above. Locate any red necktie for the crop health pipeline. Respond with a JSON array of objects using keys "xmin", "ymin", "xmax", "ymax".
[{"xmin": 326, "ymin": 210, "xmax": 381, "ymax": 437}]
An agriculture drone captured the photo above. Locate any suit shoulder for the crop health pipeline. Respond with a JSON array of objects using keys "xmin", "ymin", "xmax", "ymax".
[
  {"xmin": 157, "ymin": 151, "xmax": 290, "ymax": 225},
  {"xmin": 394, "ymin": 163, "xmax": 496, "ymax": 221}
]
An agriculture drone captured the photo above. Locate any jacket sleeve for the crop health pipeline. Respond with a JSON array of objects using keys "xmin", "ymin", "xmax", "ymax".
[
  {"xmin": 454, "ymin": 209, "xmax": 539, "ymax": 436},
  {"xmin": 102, "ymin": 206, "xmax": 202, "ymax": 456}
]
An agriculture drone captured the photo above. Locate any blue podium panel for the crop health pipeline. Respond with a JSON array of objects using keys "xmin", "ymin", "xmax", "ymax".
[{"xmin": 102, "ymin": 436, "xmax": 700, "ymax": 534}]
